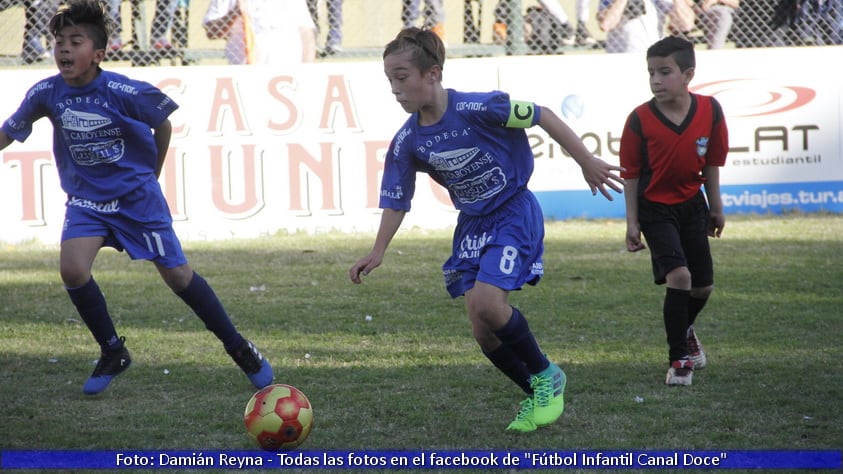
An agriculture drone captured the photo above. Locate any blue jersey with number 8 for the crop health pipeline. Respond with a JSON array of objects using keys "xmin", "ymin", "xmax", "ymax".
[{"xmin": 380, "ymin": 89, "xmax": 545, "ymax": 297}]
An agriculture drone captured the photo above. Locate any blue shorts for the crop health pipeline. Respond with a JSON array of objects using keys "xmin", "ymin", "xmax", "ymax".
[
  {"xmin": 61, "ymin": 180, "xmax": 188, "ymax": 269},
  {"xmin": 443, "ymin": 189, "xmax": 544, "ymax": 298}
]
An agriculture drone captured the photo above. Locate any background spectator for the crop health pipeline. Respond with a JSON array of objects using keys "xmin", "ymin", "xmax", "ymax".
[
  {"xmin": 22, "ymin": 0, "xmax": 59, "ymax": 63},
  {"xmin": 693, "ymin": 0, "xmax": 739, "ymax": 49},
  {"xmin": 149, "ymin": 0, "xmax": 177, "ymax": 49},
  {"xmin": 307, "ymin": 0, "xmax": 344, "ymax": 55},
  {"xmin": 491, "ymin": 0, "xmax": 596, "ymax": 47},
  {"xmin": 598, "ymin": 0, "xmax": 694, "ymax": 53},
  {"xmin": 731, "ymin": 0, "xmax": 791, "ymax": 47},
  {"xmin": 203, "ymin": 0, "xmax": 316, "ymax": 65},
  {"xmin": 402, "ymin": 0, "xmax": 445, "ymax": 39},
  {"xmin": 107, "ymin": 0, "xmax": 177, "ymax": 50},
  {"xmin": 793, "ymin": 0, "xmax": 842, "ymax": 45}
]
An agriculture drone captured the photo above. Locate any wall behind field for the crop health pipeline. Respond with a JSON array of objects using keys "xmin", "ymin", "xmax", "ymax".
[{"xmin": 1, "ymin": 47, "xmax": 841, "ymax": 244}]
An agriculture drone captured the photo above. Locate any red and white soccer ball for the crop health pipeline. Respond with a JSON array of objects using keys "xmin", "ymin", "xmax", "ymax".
[{"xmin": 243, "ymin": 384, "xmax": 313, "ymax": 451}]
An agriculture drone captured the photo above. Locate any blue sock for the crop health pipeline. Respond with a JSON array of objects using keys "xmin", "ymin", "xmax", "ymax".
[
  {"xmin": 67, "ymin": 277, "xmax": 120, "ymax": 351},
  {"xmin": 483, "ymin": 345, "xmax": 533, "ymax": 394},
  {"xmin": 494, "ymin": 307, "xmax": 549, "ymax": 374},
  {"xmin": 175, "ymin": 272, "xmax": 243, "ymax": 350}
]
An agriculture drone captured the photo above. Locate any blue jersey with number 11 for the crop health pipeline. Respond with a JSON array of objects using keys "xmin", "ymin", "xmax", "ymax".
[
  {"xmin": 2, "ymin": 69, "xmax": 179, "ymax": 202},
  {"xmin": 380, "ymin": 89, "xmax": 540, "ymax": 217}
]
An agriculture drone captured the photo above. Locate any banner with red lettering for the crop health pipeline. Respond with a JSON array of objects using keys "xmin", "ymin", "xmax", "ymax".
[{"xmin": 1, "ymin": 47, "xmax": 841, "ymax": 243}]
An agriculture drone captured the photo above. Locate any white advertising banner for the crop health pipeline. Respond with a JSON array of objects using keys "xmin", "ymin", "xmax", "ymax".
[
  {"xmin": 497, "ymin": 47, "xmax": 843, "ymax": 219},
  {"xmin": 1, "ymin": 47, "xmax": 841, "ymax": 244}
]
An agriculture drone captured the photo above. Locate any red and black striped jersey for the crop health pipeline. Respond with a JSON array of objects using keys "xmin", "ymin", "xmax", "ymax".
[{"xmin": 620, "ymin": 93, "xmax": 728, "ymax": 205}]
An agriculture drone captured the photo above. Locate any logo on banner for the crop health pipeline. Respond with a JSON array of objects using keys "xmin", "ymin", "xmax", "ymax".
[{"xmin": 691, "ymin": 79, "xmax": 816, "ymax": 117}]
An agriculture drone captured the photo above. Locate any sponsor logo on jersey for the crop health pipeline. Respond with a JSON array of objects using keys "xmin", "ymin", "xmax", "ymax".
[
  {"xmin": 67, "ymin": 196, "xmax": 120, "ymax": 213},
  {"xmin": 429, "ymin": 147, "xmax": 480, "ymax": 171},
  {"xmin": 60, "ymin": 108, "xmax": 112, "ymax": 132},
  {"xmin": 451, "ymin": 167, "xmax": 507, "ymax": 204}
]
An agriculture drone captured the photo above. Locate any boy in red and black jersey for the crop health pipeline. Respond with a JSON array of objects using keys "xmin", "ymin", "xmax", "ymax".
[{"xmin": 620, "ymin": 36, "xmax": 728, "ymax": 386}]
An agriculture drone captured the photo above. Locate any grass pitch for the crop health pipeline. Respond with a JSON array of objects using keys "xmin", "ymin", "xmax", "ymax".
[{"xmin": 1, "ymin": 214, "xmax": 841, "ymax": 472}]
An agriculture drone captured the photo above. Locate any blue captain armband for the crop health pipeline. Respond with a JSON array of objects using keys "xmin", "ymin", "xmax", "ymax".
[{"xmin": 505, "ymin": 100, "xmax": 536, "ymax": 128}]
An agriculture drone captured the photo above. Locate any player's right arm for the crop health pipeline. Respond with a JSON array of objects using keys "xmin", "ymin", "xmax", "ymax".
[
  {"xmin": 349, "ymin": 208, "xmax": 406, "ymax": 284},
  {"xmin": 624, "ymin": 178, "xmax": 646, "ymax": 252},
  {"xmin": 619, "ymin": 110, "xmax": 645, "ymax": 252},
  {"xmin": 537, "ymin": 105, "xmax": 624, "ymax": 200},
  {"xmin": 0, "ymin": 130, "xmax": 12, "ymax": 151}
]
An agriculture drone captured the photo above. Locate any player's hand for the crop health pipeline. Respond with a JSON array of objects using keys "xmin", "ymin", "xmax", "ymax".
[
  {"xmin": 626, "ymin": 225, "xmax": 646, "ymax": 252},
  {"xmin": 708, "ymin": 211, "xmax": 725, "ymax": 238},
  {"xmin": 349, "ymin": 253, "xmax": 383, "ymax": 284},
  {"xmin": 580, "ymin": 156, "xmax": 625, "ymax": 201}
]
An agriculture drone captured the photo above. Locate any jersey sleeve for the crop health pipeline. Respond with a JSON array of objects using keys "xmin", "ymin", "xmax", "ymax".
[
  {"xmin": 136, "ymin": 81, "xmax": 179, "ymax": 127},
  {"xmin": 479, "ymin": 91, "xmax": 540, "ymax": 129},
  {"xmin": 706, "ymin": 97, "xmax": 729, "ymax": 167},
  {"xmin": 378, "ymin": 123, "xmax": 418, "ymax": 211},
  {"xmin": 619, "ymin": 109, "xmax": 644, "ymax": 179},
  {"xmin": 1, "ymin": 79, "xmax": 51, "ymax": 143},
  {"xmin": 114, "ymin": 76, "xmax": 179, "ymax": 128}
]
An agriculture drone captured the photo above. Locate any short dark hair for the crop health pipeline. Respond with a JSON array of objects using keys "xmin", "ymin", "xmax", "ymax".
[
  {"xmin": 647, "ymin": 35, "xmax": 695, "ymax": 71},
  {"xmin": 49, "ymin": 0, "xmax": 113, "ymax": 50},
  {"xmin": 383, "ymin": 27, "xmax": 446, "ymax": 72}
]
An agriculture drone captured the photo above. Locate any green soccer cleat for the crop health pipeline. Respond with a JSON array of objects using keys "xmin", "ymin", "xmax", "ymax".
[
  {"xmin": 505, "ymin": 397, "xmax": 537, "ymax": 432},
  {"xmin": 530, "ymin": 363, "xmax": 566, "ymax": 426}
]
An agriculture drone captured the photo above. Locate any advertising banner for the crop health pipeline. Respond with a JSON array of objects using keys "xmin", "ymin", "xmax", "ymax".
[{"xmin": 1, "ymin": 47, "xmax": 840, "ymax": 243}]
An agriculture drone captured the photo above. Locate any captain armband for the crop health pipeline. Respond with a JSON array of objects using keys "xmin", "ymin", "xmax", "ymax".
[{"xmin": 505, "ymin": 100, "xmax": 536, "ymax": 128}]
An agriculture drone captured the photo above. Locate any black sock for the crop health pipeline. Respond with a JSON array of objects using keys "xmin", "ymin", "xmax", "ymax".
[
  {"xmin": 493, "ymin": 307, "xmax": 549, "ymax": 374},
  {"xmin": 688, "ymin": 295, "xmax": 709, "ymax": 328},
  {"xmin": 175, "ymin": 272, "xmax": 243, "ymax": 350},
  {"xmin": 67, "ymin": 277, "xmax": 120, "ymax": 352},
  {"xmin": 664, "ymin": 288, "xmax": 691, "ymax": 361},
  {"xmin": 483, "ymin": 345, "xmax": 532, "ymax": 394}
]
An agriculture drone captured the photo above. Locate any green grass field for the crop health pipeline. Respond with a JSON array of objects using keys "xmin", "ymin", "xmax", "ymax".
[{"xmin": 1, "ymin": 214, "xmax": 841, "ymax": 472}]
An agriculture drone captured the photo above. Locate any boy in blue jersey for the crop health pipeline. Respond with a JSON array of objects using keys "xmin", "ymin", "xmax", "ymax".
[
  {"xmin": 348, "ymin": 27, "xmax": 625, "ymax": 432},
  {"xmin": 0, "ymin": 0, "xmax": 273, "ymax": 395}
]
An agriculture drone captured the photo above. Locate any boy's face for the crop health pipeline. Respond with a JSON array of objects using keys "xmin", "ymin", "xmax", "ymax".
[
  {"xmin": 647, "ymin": 54, "xmax": 694, "ymax": 104},
  {"xmin": 53, "ymin": 25, "xmax": 105, "ymax": 87},
  {"xmin": 383, "ymin": 50, "xmax": 438, "ymax": 114}
]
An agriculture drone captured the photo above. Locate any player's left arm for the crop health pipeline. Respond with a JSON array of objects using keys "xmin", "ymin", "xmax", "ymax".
[
  {"xmin": 702, "ymin": 165, "xmax": 724, "ymax": 237},
  {"xmin": 534, "ymin": 105, "xmax": 625, "ymax": 200},
  {"xmin": 152, "ymin": 119, "xmax": 172, "ymax": 178},
  {"xmin": 704, "ymin": 96, "xmax": 728, "ymax": 237}
]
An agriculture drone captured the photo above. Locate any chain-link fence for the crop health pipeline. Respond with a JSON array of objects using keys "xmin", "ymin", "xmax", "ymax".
[{"xmin": 1, "ymin": 0, "xmax": 841, "ymax": 68}]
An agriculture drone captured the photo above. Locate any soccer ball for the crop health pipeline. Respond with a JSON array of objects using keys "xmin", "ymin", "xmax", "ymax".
[{"xmin": 243, "ymin": 384, "xmax": 313, "ymax": 451}]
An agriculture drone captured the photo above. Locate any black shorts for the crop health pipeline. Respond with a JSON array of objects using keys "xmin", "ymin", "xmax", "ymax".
[{"xmin": 638, "ymin": 191, "xmax": 714, "ymax": 286}]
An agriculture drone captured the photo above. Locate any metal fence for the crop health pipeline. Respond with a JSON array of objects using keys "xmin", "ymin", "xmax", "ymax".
[{"xmin": 1, "ymin": 0, "xmax": 841, "ymax": 68}]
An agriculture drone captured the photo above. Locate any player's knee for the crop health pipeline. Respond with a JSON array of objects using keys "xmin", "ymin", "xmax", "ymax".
[
  {"xmin": 665, "ymin": 266, "xmax": 692, "ymax": 289},
  {"xmin": 691, "ymin": 285, "xmax": 714, "ymax": 299},
  {"xmin": 158, "ymin": 263, "xmax": 194, "ymax": 291},
  {"xmin": 59, "ymin": 265, "xmax": 90, "ymax": 288}
]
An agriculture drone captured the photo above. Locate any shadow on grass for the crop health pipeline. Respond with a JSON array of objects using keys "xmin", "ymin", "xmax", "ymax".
[{"xmin": 1, "ymin": 348, "xmax": 840, "ymax": 453}]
